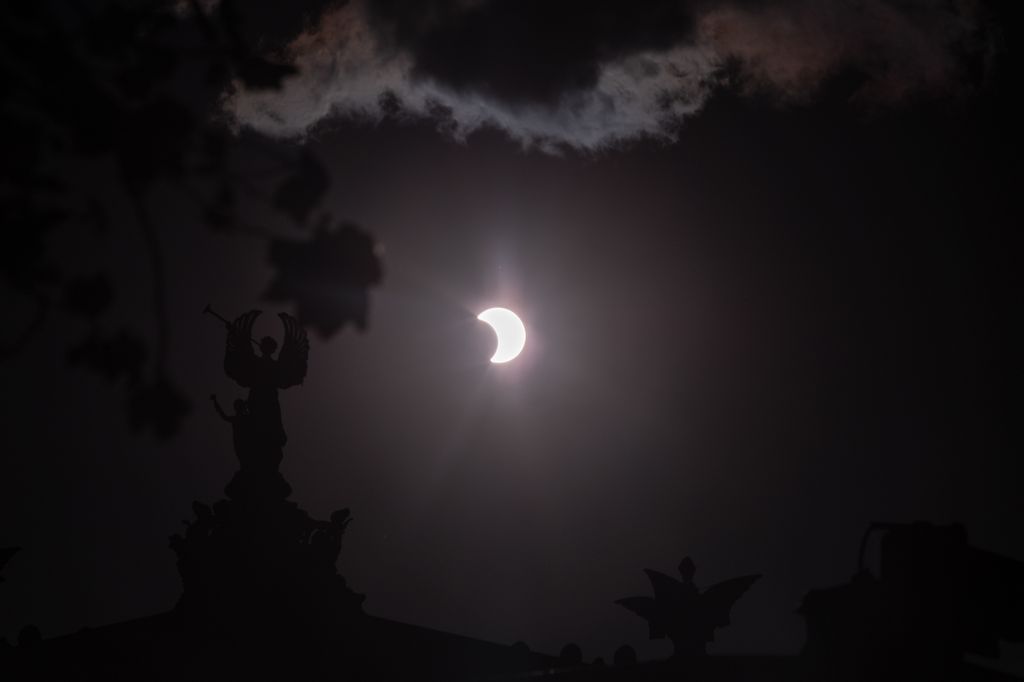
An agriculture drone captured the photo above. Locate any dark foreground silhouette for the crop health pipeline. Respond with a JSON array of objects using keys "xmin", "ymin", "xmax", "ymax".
[
  {"xmin": 2, "ymin": 311, "xmax": 1023, "ymax": 680},
  {"xmin": 1, "ymin": 310, "xmax": 553, "ymax": 680},
  {"xmin": 797, "ymin": 521, "xmax": 1024, "ymax": 681},
  {"xmin": 617, "ymin": 557, "xmax": 761, "ymax": 657}
]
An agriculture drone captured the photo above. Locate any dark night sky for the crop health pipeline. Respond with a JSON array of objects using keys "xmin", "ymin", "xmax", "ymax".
[{"xmin": 1, "ymin": 0, "xmax": 1022, "ymax": 664}]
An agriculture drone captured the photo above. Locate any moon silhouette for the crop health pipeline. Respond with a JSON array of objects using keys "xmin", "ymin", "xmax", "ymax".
[{"xmin": 477, "ymin": 307, "xmax": 526, "ymax": 363}]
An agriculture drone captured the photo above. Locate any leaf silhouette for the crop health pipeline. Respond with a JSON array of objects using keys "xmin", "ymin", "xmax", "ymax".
[
  {"xmin": 127, "ymin": 374, "xmax": 191, "ymax": 440},
  {"xmin": 213, "ymin": 0, "xmax": 298, "ymax": 90},
  {"xmin": 0, "ymin": 199, "xmax": 66, "ymax": 293},
  {"xmin": 62, "ymin": 273, "xmax": 113, "ymax": 318},
  {"xmin": 116, "ymin": 98, "xmax": 195, "ymax": 188},
  {"xmin": 236, "ymin": 55, "xmax": 297, "ymax": 90},
  {"xmin": 264, "ymin": 223, "xmax": 384, "ymax": 336},
  {"xmin": 204, "ymin": 184, "xmax": 237, "ymax": 232},
  {"xmin": 272, "ymin": 151, "xmax": 329, "ymax": 225},
  {"xmin": 79, "ymin": 199, "xmax": 109, "ymax": 235},
  {"xmin": 67, "ymin": 331, "xmax": 147, "ymax": 385}
]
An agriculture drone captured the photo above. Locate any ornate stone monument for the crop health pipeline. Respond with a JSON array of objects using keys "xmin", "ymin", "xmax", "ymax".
[{"xmin": 169, "ymin": 309, "xmax": 363, "ymax": 675}]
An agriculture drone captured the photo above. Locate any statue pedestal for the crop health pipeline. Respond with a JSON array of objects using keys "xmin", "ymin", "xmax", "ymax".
[{"xmin": 169, "ymin": 472, "xmax": 364, "ymax": 675}]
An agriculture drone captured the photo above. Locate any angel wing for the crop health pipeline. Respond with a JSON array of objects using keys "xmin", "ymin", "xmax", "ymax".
[
  {"xmin": 614, "ymin": 596, "xmax": 666, "ymax": 639},
  {"xmin": 698, "ymin": 574, "xmax": 761, "ymax": 629},
  {"xmin": 644, "ymin": 568, "xmax": 696, "ymax": 607},
  {"xmin": 275, "ymin": 312, "xmax": 309, "ymax": 388},
  {"xmin": 224, "ymin": 310, "xmax": 261, "ymax": 387}
]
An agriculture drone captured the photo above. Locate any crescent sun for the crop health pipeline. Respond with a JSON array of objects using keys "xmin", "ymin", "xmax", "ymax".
[{"xmin": 477, "ymin": 307, "xmax": 526, "ymax": 363}]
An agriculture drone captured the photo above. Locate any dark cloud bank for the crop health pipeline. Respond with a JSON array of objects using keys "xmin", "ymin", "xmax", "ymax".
[{"xmin": 223, "ymin": 0, "xmax": 994, "ymax": 150}]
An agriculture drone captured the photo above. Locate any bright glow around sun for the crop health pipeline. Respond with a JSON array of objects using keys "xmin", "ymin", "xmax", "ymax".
[{"xmin": 477, "ymin": 307, "xmax": 526, "ymax": 363}]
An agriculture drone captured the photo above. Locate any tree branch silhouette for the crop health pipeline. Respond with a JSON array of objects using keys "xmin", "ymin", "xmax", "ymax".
[
  {"xmin": 129, "ymin": 191, "xmax": 169, "ymax": 370},
  {"xmin": 0, "ymin": 0, "xmax": 383, "ymax": 438}
]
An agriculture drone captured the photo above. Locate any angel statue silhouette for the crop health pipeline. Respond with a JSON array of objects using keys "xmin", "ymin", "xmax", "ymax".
[
  {"xmin": 616, "ymin": 556, "xmax": 760, "ymax": 658},
  {"xmin": 205, "ymin": 306, "xmax": 308, "ymax": 497}
]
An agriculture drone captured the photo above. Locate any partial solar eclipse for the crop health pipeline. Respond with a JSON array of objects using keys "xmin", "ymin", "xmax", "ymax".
[{"xmin": 477, "ymin": 307, "xmax": 526, "ymax": 363}]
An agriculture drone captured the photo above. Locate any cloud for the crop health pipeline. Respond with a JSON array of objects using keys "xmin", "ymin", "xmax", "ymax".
[
  {"xmin": 699, "ymin": 0, "xmax": 992, "ymax": 104},
  {"xmin": 222, "ymin": 0, "xmax": 993, "ymax": 151}
]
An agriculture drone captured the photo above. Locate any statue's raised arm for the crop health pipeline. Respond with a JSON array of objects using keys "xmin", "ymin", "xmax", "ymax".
[
  {"xmin": 224, "ymin": 310, "xmax": 261, "ymax": 387},
  {"xmin": 275, "ymin": 312, "xmax": 309, "ymax": 388}
]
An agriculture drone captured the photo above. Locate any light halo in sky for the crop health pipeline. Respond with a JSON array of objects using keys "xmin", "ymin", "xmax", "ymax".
[{"xmin": 477, "ymin": 307, "xmax": 526, "ymax": 363}]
